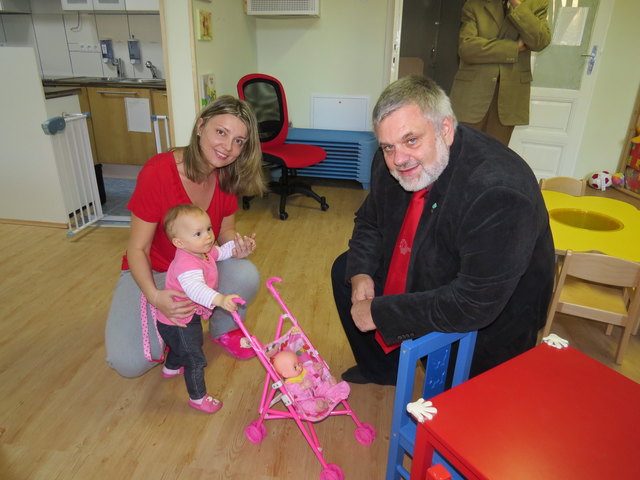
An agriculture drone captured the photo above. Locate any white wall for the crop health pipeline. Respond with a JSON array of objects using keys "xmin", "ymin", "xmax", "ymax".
[
  {"xmin": 162, "ymin": 0, "xmax": 196, "ymax": 146},
  {"xmin": 0, "ymin": 47, "xmax": 67, "ymax": 225},
  {"xmin": 162, "ymin": 0, "xmax": 258, "ymax": 146},
  {"xmin": 193, "ymin": 0, "xmax": 257, "ymax": 101},
  {"xmin": 575, "ymin": 0, "xmax": 640, "ymax": 178},
  {"xmin": 255, "ymin": 0, "xmax": 389, "ymax": 130}
]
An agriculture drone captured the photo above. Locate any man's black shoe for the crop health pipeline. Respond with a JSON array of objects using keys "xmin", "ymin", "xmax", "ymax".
[
  {"xmin": 341, "ymin": 365, "xmax": 372, "ymax": 384},
  {"xmin": 341, "ymin": 365, "xmax": 396, "ymax": 386}
]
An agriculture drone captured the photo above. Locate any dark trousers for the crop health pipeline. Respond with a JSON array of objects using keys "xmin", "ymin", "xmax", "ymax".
[
  {"xmin": 157, "ymin": 315, "xmax": 208, "ymax": 400},
  {"xmin": 331, "ymin": 252, "xmax": 400, "ymax": 385}
]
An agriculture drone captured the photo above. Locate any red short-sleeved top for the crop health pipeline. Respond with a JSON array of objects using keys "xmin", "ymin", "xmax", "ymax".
[{"xmin": 121, "ymin": 151, "xmax": 238, "ymax": 272}]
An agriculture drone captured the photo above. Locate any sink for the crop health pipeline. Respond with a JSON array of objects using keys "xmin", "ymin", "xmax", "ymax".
[
  {"xmin": 82, "ymin": 76, "xmax": 120, "ymax": 82},
  {"xmin": 125, "ymin": 78, "xmax": 165, "ymax": 84}
]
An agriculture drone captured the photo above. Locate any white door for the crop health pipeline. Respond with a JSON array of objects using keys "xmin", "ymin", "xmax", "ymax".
[{"xmin": 509, "ymin": 0, "xmax": 613, "ymax": 179}]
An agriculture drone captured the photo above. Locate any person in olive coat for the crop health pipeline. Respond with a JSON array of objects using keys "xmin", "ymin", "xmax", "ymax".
[{"xmin": 449, "ymin": 0, "xmax": 551, "ymax": 145}]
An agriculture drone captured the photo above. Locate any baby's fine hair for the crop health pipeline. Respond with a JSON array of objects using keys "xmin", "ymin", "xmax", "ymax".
[{"xmin": 163, "ymin": 204, "xmax": 207, "ymax": 239}]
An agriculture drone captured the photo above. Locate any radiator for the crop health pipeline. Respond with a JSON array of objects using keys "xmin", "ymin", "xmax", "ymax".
[
  {"xmin": 42, "ymin": 113, "xmax": 103, "ymax": 236},
  {"xmin": 286, "ymin": 128, "xmax": 378, "ymax": 189}
]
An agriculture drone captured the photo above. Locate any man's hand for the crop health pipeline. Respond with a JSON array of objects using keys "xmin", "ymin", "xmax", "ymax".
[
  {"xmin": 351, "ymin": 298, "xmax": 376, "ymax": 332},
  {"xmin": 351, "ymin": 274, "xmax": 375, "ymax": 303},
  {"xmin": 517, "ymin": 38, "xmax": 528, "ymax": 52}
]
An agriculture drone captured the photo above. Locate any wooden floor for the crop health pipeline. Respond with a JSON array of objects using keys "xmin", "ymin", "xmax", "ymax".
[{"xmin": 1, "ymin": 181, "xmax": 638, "ymax": 480}]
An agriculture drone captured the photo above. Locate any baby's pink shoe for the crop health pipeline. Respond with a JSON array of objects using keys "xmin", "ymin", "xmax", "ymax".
[
  {"xmin": 212, "ymin": 329, "xmax": 255, "ymax": 359},
  {"xmin": 189, "ymin": 394, "xmax": 223, "ymax": 414},
  {"xmin": 161, "ymin": 366, "xmax": 184, "ymax": 378}
]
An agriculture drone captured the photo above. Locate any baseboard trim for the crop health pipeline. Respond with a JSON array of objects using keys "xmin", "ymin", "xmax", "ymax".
[{"xmin": 0, "ymin": 218, "xmax": 67, "ymax": 229}]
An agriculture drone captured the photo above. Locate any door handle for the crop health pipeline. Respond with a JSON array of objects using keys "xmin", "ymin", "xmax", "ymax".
[
  {"xmin": 97, "ymin": 91, "xmax": 139, "ymax": 95},
  {"xmin": 581, "ymin": 45, "xmax": 597, "ymax": 75}
]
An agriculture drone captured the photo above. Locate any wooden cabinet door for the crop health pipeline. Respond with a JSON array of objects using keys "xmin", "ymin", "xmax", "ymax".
[
  {"xmin": 150, "ymin": 89, "xmax": 170, "ymax": 153},
  {"xmin": 87, "ymin": 86, "xmax": 156, "ymax": 165}
]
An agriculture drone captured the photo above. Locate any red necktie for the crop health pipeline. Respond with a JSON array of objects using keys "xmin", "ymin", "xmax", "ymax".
[{"xmin": 375, "ymin": 188, "xmax": 429, "ymax": 353}]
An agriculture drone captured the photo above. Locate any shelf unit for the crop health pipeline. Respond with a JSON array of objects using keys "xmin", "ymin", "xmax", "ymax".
[{"xmin": 615, "ymin": 84, "xmax": 640, "ymax": 200}]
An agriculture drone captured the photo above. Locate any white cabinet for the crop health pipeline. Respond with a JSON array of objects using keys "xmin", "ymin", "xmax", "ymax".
[
  {"xmin": 61, "ymin": 0, "xmax": 125, "ymax": 11},
  {"xmin": 93, "ymin": 0, "xmax": 125, "ymax": 11},
  {"xmin": 61, "ymin": 0, "xmax": 93, "ymax": 10},
  {"xmin": 125, "ymin": 0, "xmax": 158, "ymax": 12}
]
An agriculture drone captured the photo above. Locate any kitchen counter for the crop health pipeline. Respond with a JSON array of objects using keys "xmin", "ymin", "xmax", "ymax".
[
  {"xmin": 43, "ymin": 86, "xmax": 82, "ymax": 99},
  {"xmin": 42, "ymin": 76, "xmax": 166, "ymax": 89}
]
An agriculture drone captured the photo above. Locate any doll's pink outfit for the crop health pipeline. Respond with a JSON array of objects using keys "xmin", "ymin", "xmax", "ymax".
[{"xmin": 284, "ymin": 362, "xmax": 350, "ymax": 419}]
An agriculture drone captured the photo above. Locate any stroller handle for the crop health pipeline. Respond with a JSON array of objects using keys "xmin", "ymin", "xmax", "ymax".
[
  {"xmin": 266, "ymin": 277, "xmax": 282, "ymax": 289},
  {"xmin": 232, "ymin": 297, "xmax": 246, "ymax": 306}
]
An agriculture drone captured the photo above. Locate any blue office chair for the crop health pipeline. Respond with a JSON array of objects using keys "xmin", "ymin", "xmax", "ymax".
[{"xmin": 386, "ymin": 331, "xmax": 477, "ymax": 480}]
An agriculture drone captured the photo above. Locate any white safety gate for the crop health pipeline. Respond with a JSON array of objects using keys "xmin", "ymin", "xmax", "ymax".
[
  {"xmin": 42, "ymin": 113, "xmax": 103, "ymax": 237},
  {"xmin": 152, "ymin": 114, "xmax": 171, "ymax": 154}
]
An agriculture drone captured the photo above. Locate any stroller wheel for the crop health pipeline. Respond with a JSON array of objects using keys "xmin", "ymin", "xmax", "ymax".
[
  {"xmin": 320, "ymin": 464, "xmax": 344, "ymax": 480},
  {"xmin": 354, "ymin": 423, "xmax": 376, "ymax": 445},
  {"xmin": 245, "ymin": 421, "xmax": 267, "ymax": 444}
]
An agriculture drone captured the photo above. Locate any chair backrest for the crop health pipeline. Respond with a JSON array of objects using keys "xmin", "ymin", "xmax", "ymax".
[
  {"xmin": 543, "ymin": 249, "xmax": 640, "ymax": 364},
  {"xmin": 559, "ymin": 250, "xmax": 640, "ymax": 288},
  {"xmin": 386, "ymin": 331, "xmax": 477, "ymax": 480},
  {"xmin": 237, "ymin": 73, "xmax": 289, "ymax": 148},
  {"xmin": 539, "ymin": 176, "xmax": 586, "ymax": 196}
]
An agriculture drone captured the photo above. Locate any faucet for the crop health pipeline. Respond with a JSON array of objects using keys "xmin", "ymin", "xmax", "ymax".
[
  {"xmin": 145, "ymin": 61, "xmax": 160, "ymax": 79},
  {"xmin": 111, "ymin": 57, "xmax": 123, "ymax": 78}
]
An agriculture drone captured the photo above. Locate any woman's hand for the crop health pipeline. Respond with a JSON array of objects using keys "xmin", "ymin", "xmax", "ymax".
[
  {"xmin": 232, "ymin": 232, "xmax": 257, "ymax": 258},
  {"xmin": 153, "ymin": 288, "xmax": 196, "ymax": 328}
]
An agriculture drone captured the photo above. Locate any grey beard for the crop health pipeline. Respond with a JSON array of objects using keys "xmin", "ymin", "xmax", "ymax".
[{"xmin": 391, "ymin": 136, "xmax": 450, "ymax": 192}]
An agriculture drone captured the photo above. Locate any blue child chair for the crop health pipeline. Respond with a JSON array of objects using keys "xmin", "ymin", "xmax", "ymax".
[{"xmin": 386, "ymin": 331, "xmax": 477, "ymax": 480}]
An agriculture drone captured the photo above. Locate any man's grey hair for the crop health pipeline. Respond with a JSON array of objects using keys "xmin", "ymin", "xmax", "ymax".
[{"xmin": 372, "ymin": 75, "xmax": 458, "ymax": 132}]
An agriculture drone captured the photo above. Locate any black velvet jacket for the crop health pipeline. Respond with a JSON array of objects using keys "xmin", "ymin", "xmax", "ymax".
[{"xmin": 345, "ymin": 125, "xmax": 555, "ymax": 375}]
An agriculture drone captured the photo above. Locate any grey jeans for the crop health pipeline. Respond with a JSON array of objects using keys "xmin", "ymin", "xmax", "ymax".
[{"xmin": 105, "ymin": 257, "xmax": 260, "ymax": 378}]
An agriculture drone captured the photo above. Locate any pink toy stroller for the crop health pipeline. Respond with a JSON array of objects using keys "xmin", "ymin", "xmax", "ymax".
[{"xmin": 231, "ymin": 277, "xmax": 376, "ymax": 480}]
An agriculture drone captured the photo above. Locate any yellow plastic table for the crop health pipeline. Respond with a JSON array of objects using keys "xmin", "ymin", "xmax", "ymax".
[{"xmin": 542, "ymin": 190, "xmax": 640, "ymax": 262}]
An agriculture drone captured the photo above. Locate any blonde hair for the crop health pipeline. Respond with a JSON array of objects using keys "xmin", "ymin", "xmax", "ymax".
[
  {"xmin": 163, "ymin": 204, "xmax": 207, "ymax": 240},
  {"xmin": 179, "ymin": 95, "xmax": 266, "ymax": 197}
]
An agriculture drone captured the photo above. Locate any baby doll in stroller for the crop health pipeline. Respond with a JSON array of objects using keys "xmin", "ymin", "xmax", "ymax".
[{"xmin": 272, "ymin": 350, "xmax": 350, "ymax": 417}]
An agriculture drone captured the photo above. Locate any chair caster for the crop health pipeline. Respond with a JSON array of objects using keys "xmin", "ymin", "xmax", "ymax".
[
  {"xmin": 320, "ymin": 197, "xmax": 329, "ymax": 211},
  {"xmin": 279, "ymin": 211, "xmax": 289, "ymax": 221}
]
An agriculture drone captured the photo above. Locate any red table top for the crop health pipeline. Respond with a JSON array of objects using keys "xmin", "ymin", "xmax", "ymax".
[{"xmin": 415, "ymin": 344, "xmax": 640, "ymax": 479}]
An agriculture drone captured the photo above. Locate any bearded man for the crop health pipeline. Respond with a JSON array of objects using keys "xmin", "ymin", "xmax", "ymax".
[{"xmin": 331, "ymin": 75, "xmax": 555, "ymax": 385}]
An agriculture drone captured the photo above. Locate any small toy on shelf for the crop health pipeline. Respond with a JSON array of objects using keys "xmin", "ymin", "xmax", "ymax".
[
  {"xmin": 587, "ymin": 171, "xmax": 612, "ymax": 191},
  {"xmin": 612, "ymin": 172, "xmax": 625, "ymax": 185}
]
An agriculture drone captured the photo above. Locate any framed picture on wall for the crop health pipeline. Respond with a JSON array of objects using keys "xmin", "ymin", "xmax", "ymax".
[{"xmin": 197, "ymin": 9, "xmax": 212, "ymax": 41}]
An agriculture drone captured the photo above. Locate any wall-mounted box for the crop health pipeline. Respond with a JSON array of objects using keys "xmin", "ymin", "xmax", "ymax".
[{"xmin": 244, "ymin": 0, "xmax": 319, "ymax": 17}]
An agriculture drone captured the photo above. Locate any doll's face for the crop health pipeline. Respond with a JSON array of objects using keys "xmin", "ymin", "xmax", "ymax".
[{"xmin": 273, "ymin": 351, "xmax": 303, "ymax": 379}]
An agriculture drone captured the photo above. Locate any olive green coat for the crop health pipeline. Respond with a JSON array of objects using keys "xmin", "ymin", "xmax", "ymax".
[{"xmin": 450, "ymin": 0, "xmax": 551, "ymax": 126}]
